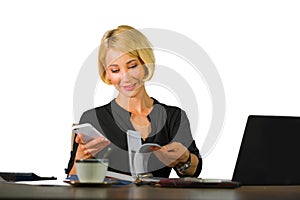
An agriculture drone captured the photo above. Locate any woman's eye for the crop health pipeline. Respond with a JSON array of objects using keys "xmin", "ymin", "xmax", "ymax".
[
  {"xmin": 111, "ymin": 69, "xmax": 120, "ymax": 73},
  {"xmin": 129, "ymin": 64, "xmax": 137, "ymax": 69}
]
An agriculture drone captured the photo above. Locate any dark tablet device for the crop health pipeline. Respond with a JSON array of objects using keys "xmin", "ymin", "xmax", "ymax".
[{"xmin": 0, "ymin": 172, "xmax": 56, "ymax": 182}]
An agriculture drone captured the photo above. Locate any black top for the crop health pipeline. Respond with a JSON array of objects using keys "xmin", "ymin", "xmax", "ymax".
[{"xmin": 65, "ymin": 98, "xmax": 202, "ymax": 178}]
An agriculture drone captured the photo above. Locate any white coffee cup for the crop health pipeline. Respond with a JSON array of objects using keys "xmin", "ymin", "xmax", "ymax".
[{"xmin": 76, "ymin": 159, "xmax": 108, "ymax": 183}]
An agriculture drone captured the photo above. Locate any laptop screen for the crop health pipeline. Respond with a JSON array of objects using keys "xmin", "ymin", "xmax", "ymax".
[{"xmin": 232, "ymin": 115, "xmax": 300, "ymax": 185}]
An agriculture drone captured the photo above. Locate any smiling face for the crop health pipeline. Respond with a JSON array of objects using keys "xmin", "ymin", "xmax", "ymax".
[{"xmin": 105, "ymin": 49, "xmax": 146, "ymax": 98}]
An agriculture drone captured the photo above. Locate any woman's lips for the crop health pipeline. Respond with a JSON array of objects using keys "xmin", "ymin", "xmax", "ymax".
[{"xmin": 122, "ymin": 83, "xmax": 136, "ymax": 91}]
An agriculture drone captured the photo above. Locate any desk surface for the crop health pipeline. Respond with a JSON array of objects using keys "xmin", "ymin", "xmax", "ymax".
[{"xmin": 1, "ymin": 182, "xmax": 300, "ymax": 199}]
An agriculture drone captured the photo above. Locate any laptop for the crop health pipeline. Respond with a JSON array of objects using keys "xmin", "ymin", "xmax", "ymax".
[{"xmin": 232, "ymin": 115, "xmax": 300, "ymax": 185}]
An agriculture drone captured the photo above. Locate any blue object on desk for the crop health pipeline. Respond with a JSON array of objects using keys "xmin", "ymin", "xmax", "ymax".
[{"xmin": 67, "ymin": 174, "xmax": 79, "ymax": 181}]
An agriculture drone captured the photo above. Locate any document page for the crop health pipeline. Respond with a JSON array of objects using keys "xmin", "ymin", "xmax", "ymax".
[{"xmin": 126, "ymin": 130, "xmax": 161, "ymax": 179}]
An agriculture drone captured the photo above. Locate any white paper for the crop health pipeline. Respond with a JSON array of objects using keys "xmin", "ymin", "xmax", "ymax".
[
  {"xmin": 105, "ymin": 171, "xmax": 134, "ymax": 182},
  {"xmin": 126, "ymin": 130, "xmax": 161, "ymax": 178},
  {"xmin": 14, "ymin": 179, "xmax": 70, "ymax": 186}
]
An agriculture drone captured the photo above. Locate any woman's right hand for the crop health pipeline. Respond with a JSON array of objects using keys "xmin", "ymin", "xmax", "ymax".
[{"xmin": 74, "ymin": 133, "xmax": 110, "ymax": 160}]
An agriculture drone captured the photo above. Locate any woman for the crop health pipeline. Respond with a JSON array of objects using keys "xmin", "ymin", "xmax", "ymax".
[{"xmin": 65, "ymin": 25, "xmax": 202, "ymax": 178}]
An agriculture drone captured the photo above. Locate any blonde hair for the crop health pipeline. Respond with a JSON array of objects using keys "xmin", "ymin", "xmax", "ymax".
[{"xmin": 98, "ymin": 25, "xmax": 155, "ymax": 84}]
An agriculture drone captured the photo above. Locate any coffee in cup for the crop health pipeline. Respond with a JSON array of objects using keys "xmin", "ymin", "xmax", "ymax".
[{"xmin": 76, "ymin": 159, "xmax": 108, "ymax": 183}]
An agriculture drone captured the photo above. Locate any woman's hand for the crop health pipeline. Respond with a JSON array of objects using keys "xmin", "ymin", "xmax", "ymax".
[
  {"xmin": 150, "ymin": 142, "xmax": 189, "ymax": 168},
  {"xmin": 74, "ymin": 133, "xmax": 110, "ymax": 160},
  {"xmin": 69, "ymin": 133, "xmax": 110, "ymax": 176}
]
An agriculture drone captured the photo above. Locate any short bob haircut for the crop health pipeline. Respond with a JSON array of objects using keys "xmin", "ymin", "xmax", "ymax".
[{"xmin": 98, "ymin": 25, "xmax": 155, "ymax": 85}]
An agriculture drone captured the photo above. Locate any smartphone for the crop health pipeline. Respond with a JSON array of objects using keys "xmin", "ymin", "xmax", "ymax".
[{"xmin": 72, "ymin": 123, "xmax": 107, "ymax": 142}]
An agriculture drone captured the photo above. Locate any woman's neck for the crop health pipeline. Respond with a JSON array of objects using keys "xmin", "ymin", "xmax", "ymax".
[{"xmin": 116, "ymin": 88, "xmax": 153, "ymax": 115}]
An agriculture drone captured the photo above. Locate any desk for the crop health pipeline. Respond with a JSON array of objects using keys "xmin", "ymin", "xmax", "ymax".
[{"xmin": 1, "ymin": 182, "xmax": 300, "ymax": 199}]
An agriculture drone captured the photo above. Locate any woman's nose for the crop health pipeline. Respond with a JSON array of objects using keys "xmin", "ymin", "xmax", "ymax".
[{"xmin": 121, "ymin": 70, "xmax": 131, "ymax": 82}]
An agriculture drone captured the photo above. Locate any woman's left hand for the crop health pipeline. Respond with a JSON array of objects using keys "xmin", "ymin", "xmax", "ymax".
[{"xmin": 150, "ymin": 142, "xmax": 189, "ymax": 167}]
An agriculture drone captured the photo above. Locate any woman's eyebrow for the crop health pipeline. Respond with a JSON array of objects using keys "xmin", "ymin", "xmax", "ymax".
[
  {"xmin": 126, "ymin": 59, "xmax": 137, "ymax": 64},
  {"xmin": 107, "ymin": 59, "xmax": 137, "ymax": 68},
  {"xmin": 108, "ymin": 64, "xmax": 118, "ymax": 67}
]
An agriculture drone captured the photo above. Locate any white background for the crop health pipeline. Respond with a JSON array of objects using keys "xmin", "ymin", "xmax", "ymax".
[{"xmin": 0, "ymin": 0, "xmax": 299, "ymax": 180}]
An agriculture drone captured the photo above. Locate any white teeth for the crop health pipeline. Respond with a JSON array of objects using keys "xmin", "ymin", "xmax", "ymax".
[{"xmin": 124, "ymin": 84, "xmax": 135, "ymax": 87}]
